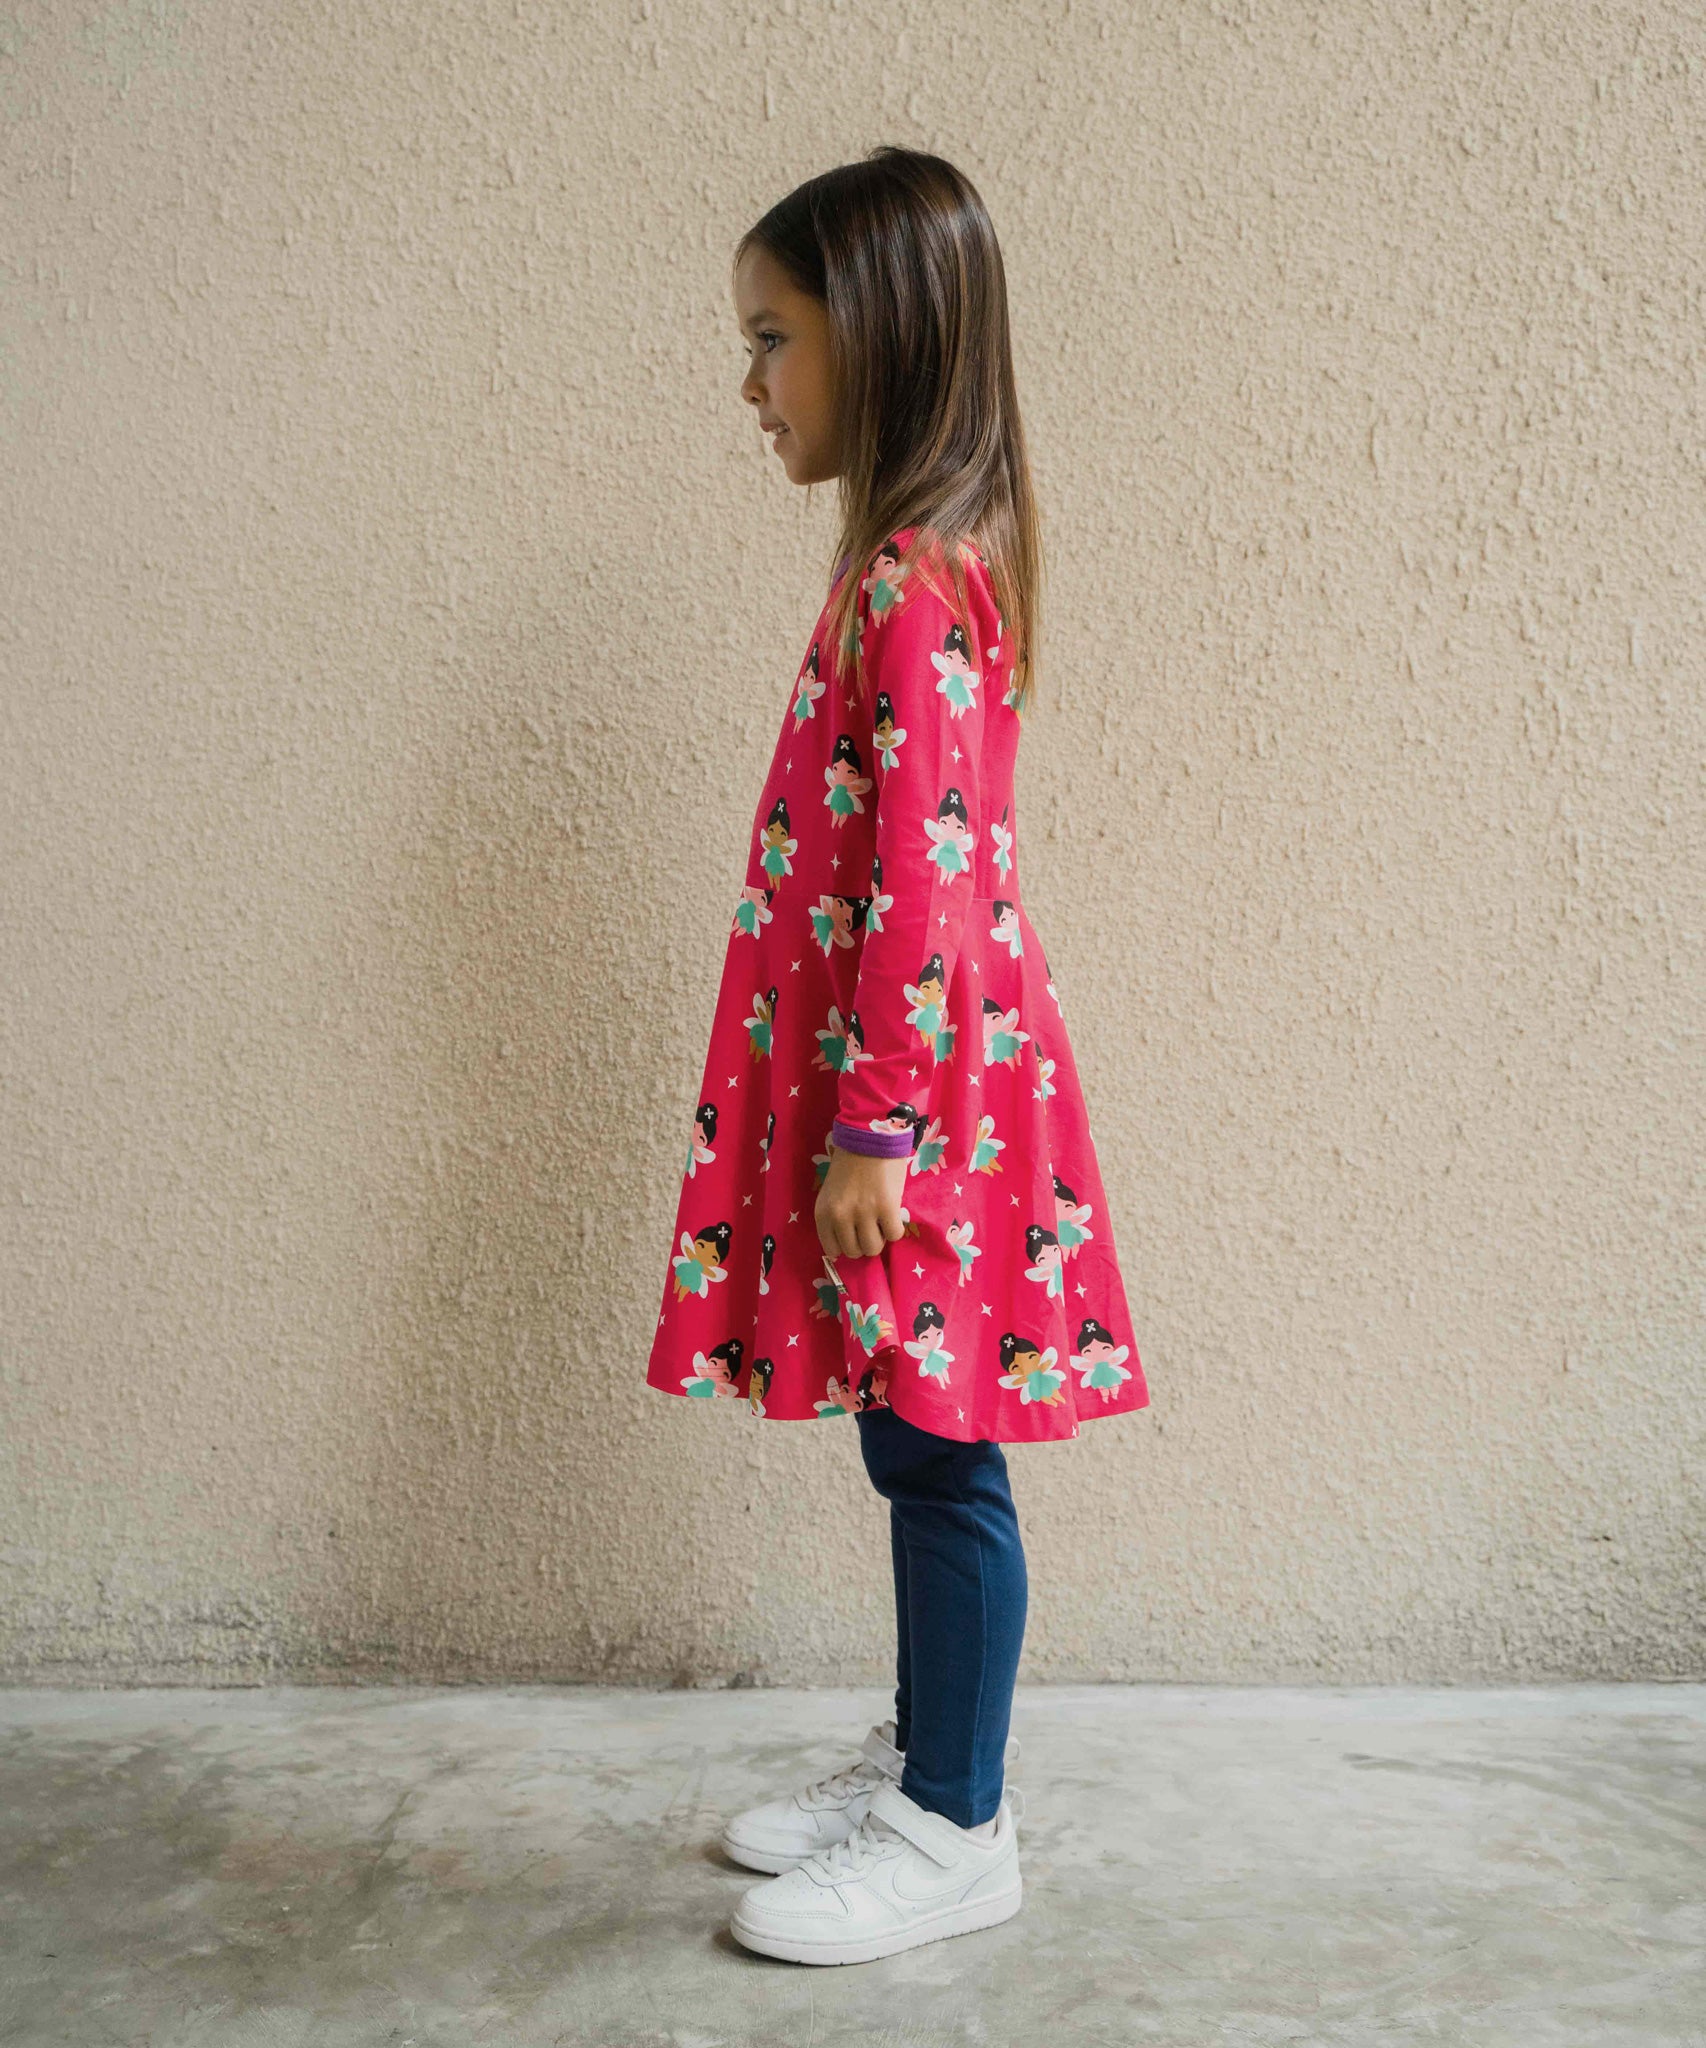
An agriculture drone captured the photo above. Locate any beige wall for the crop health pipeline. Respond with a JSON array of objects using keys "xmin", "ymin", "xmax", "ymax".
[{"xmin": 4, "ymin": 2, "xmax": 1703, "ymax": 1687}]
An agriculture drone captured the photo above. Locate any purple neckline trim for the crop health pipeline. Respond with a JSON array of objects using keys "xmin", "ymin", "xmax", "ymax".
[{"xmin": 831, "ymin": 1118, "xmax": 916, "ymax": 1158}]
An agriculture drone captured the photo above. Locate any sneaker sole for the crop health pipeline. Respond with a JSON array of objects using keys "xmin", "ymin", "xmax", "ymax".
[{"xmin": 729, "ymin": 1875, "xmax": 1022, "ymax": 1965}]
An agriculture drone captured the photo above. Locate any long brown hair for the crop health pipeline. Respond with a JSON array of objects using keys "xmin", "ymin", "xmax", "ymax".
[{"xmin": 733, "ymin": 147, "xmax": 1044, "ymax": 715}]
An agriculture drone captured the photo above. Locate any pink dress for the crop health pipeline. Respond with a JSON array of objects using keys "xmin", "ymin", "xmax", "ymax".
[{"xmin": 645, "ymin": 525, "xmax": 1150, "ymax": 1444}]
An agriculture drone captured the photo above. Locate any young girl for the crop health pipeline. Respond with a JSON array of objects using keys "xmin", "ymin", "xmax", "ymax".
[{"xmin": 645, "ymin": 147, "xmax": 1151, "ymax": 1965}]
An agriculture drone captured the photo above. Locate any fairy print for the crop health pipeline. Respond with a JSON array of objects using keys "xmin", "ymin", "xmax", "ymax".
[
  {"xmin": 837, "ymin": 1103, "xmax": 924, "ymax": 1150},
  {"xmin": 854, "ymin": 1356, "xmax": 893, "ymax": 1411},
  {"xmin": 861, "ymin": 539, "xmax": 908, "ymax": 622},
  {"xmin": 990, "ymin": 803, "xmax": 1014, "ymax": 881},
  {"xmin": 816, "ymin": 1374, "xmax": 859, "ymax": 1417},
  {"xmin": 744, "ymin": 986, "xmax": 777, "ymax": 1059},
  {"xmin": 930, "ymin": 620, "xmax": 982, "ymax": 718},
  {"xmin": 748, "ymin": 1355, "xmax": 774, "ymax": 1416},
  {"xmin": 684, "ymin": 1101, "xmax": 717, "ymax": 1179},
  {"xmin": 946, "ymin": 1217, "xmax": 982, "ymax": 1283},
  {"xmin": 1053, "ymin": 1173, "xmax": 1094, "ymax": 1256},
  {"xmin": 1023, "ymin": 1221, "xmax": 1064, "ymax": 1299},
  {"xmin": 813, "ymin": 1003, "xmax": 867, "ymax": 1077},
  {"xmin": 682, "ymin": 1338, "xmax": 744, "ymax": 1398},
  {"xmin": 672, "ymin": 1220, "xmax": 731, "ymax": 1303},
  {"xmin": 758, "ymin": 1231, "xmax": 776, "ymax": 1293},
  {"xmin": 791, "ymin": 643, "xmax": 825, "ymax": 723},
  {"xmin": 844, "ymin": 1295, "xmax": 896, "ymax": 1358},
  {"xmin": 809, "ymin": 892, "xmax": 870, "ymax": 954},
  {"xmin": 903, "ymin": 952, "xmax": 957, "ymax": 1062},
  {"xmin": 824, "ymin": 734, "xmax": 872, "ymax": 824},
  {"xmin": 1034, "ymin": 1048, "xmax": 1057, "ymax": 1101},
  {"xmin": 759, "ymin": 1110, "xmax": 775, "ymax": 1172},
  {"xmin": 733, "ymin": 884, "xmax": 775, "ymax": 938},
  {"xmin": 903, "ymin": 1301, "xmax": 955, "ymax": 1385},
  {"xmin": 989, "ymin": 899, "xmax": 1023, "ymax": 959},
  {"xmin": 968, "ymin": 1113, "xmax": 1004, "ymax": 1174},
  {"xmin": 873, "ymin": 690, "xmax": 907, "ymax": 772},
  {"xmin": 861, "ymin": 855, "xmax": 893, "ymax": 940},
  {"xmin": 911, "ymin": 1115, "xmax": 950, "ymax": 1173},
  {"xmin": 997, "ymin": 1332, "xmax": 1067, "ymax": 1405},
  {"xmin": 924, "ymin": 787, "xmax": 975, "ymax": 882},
  {"xmin": 982, "ymin": 995, "xmax": 1029, "ymax": 1067},
  {"xmin": 1070, "ymin": 1317, "xmax": 1132, "ymax": 1398},
  {"xmin": 758, "ymin": 798, "xmax": 797, "ymax": 886}
]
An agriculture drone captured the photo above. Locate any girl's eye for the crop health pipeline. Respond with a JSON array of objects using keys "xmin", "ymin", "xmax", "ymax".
[{"xmin": 757, "ymin": 330, "xmax": 781, "ymax": 353}]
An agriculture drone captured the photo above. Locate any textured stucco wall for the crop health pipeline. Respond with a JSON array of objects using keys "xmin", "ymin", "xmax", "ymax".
[{"xmin": 3, "ymin": 1, "xmax": 1703, "ymax": 1687}]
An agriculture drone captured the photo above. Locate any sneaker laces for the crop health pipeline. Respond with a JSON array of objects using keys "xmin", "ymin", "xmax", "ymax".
[
  {"xmin": 813, "ymin": 1806, "xmax": 905, "ymax": 1880},
  {"xmin": 799, "ymin": 1757, "xmax": 888, "ymax": 1806}
]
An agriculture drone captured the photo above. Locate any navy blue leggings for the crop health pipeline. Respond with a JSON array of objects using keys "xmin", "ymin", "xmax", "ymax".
[{"xmin": 854, "ymin": 1405, "xmax": 1029, "ymax": 1828}]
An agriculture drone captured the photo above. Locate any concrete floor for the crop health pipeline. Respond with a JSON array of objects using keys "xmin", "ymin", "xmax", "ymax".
[{"xmin": 1, "ymin": 1684, "xmax": 1702, "ymax": 2047}]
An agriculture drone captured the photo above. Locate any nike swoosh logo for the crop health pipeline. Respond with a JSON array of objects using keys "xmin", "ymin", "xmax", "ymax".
[{"xmin": 890, "ymin": 1853, "xmax": 1003, "ymax": 1905}]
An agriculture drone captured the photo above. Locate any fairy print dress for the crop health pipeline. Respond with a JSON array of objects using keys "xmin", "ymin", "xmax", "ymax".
[{"xmin": 644, "ymin": 525, "xmax": 1150, "ymax": 1445}]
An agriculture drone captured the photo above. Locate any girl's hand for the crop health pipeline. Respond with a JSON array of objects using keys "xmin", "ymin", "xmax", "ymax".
[{"xmin": 817, "ymin": 1145, "xmax": 910, "ymax": 1261}]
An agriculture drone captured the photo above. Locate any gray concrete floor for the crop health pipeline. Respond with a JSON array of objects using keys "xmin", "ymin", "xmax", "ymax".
[{"xmin": 1, "ymin": 1683, "xmax": 1702, "ymax": 2047}]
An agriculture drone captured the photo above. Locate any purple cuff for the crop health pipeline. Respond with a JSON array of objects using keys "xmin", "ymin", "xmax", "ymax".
[{"xmin": 830, "ymin": 1118, "xmax": 916, "ymax": 1158}]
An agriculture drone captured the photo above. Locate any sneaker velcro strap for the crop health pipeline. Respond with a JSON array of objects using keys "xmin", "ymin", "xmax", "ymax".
[
  {"xmin": 860, "ymin": 1725, "xmax": 901, "ymax": 1772},
  {"xmin": 866, "ymin": 1780, "xmax": 975, "ymax": 1868}
]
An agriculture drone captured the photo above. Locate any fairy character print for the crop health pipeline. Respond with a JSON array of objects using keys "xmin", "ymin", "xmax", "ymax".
[
  {"xmin": 744, "ymin": 986, "xmax": 777, "ymax": 1059},
  {"xmin": 759, "ymin": 1109, "xmax": 775, "ymax": 1172},
  {"xmin": 930, "ymin": 620, "xmax": 982, "ymax": 718},
  {"xmin": 946, "ymin": 1216, "xmax": 982, "ymax": 1283},
  {"xmin": 990, "ymin": 899, "xmax": 1023, "ymax": 958},
  {"xmin": 758, "ymin": 798, "xmax": 796, "ymax": 886},
  {"xmin": 981, "ymin": 994, "xmax": 1029, "ymax": 1067},
  {"xmin": 1024, "ymin": 1220, "xmax": 1064, "ymax": 1299},
  {"xmin": 791, "ymin": 642, "xmax": 825, "ymax": 723},
  {"xmin": 1053, "ymin": 1173, "xmax": 1094, "ymax": 1256},
  {"xmin": 748, "ymin": 1355, "xmax": 774, "ymax": 1416},
  {"xmin": 924, "ymin": 787, "xmax": 975, "ymax": 882},
  {"xmin": 733, "ymin": 883, "xmax": 774, "ymax": 938},
  {"xmin": 968, "ymin": 1113, "xmax": 1004, "ymax": 1174},
  {"xmin": 873, "ymin": 689, "xmax": 907, "ymax": 772},
  {"xmin": 865, "ymin": 853, "xmax": 892, "ymax": 936},
  {"xmin": 824, "ymin": 734, "xmax": 872, "ymax": 825},
  {"xmin": 809, "ymin": 891, "xmax": 870, "ymax": 955},
  {"xmin": 854, "ymin": 1356, "xmax": 893, "ymax": 1411},
  {"xmin": 758, "ymin": 1231, "xmax": 776, "ymax": 1294},
  {"xmin": 813, "ymin": 1003, "xmax": 867, "ymax": 1077},
  {"xmin": 862, "ymin": 538, "xmax": 908, "ymax": 622},
  {"xmin": 911, "ymin": 1114, "xmax": 950, "ymax": 1173},
  {"xmin": 903, "ymin": 1301, "xmax": 955, "ymax": 1385},
  {"xmin": 904, "ymin": 952, "xmax": 956, "ymax": 1062},
  {"xmin": 685, "ymin": 1101, "xmax": 717, "ymax": 1178},
  {"xmin": 672, "ymin": 1220, "xmax": 731, "ymax": 1302},
  {"xmin": 836, "ymin": 1102, "xmax": 923, "ymax": 1152},
  {"xmin": 1070, "ymin": 1317, "xmax": 1132, "ymax": 1399},
  {"xmin": 997, "ymin": 1331, "xmax": 1067, "ymax": 1406},
  {"xmin": 682, "ymin": 1337, "xmax": 744, "ymax": 1398},
  {"xmin": 989, "ymin": 804, "xmax": 1014, "ymax": 881}
]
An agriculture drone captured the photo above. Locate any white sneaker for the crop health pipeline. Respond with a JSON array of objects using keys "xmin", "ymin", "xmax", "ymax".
[
  {"xmin": 719, "ymin": 1720, "xmax": 1021, "ymax": 1875},
  {"xmin": 729, "ymin": 1777, "xmax": 1028, "ymax": 1966}
]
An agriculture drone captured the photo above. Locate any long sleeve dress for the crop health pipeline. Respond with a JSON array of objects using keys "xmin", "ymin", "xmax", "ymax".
[{"xmin": 643, "ymin": 525, "xmax": 1150, "ymax": 1445}]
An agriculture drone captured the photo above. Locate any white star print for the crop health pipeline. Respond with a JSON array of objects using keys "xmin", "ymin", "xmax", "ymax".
[
  {"xmin": 1074, "ymin": 1281, "xmax": 1087, "ymax": 1296},
  {"xmin": 913, "ymin": 1262, "xmax": 924, "ymax": 1277},
  {"xmin": 950, "ymin": 745, "xmax": 962, "ymax": 763},
  {"xmin": 980, "ymin": 1302, "xmax": 993, "ymax": 1316},
  {"xmin": 727, "ymin": 1075, "xmax": 738, "ymax": 1087},
  {"xmin": 789, "ymin": 1085, "xmax": 800, "ymax": 1097},
  {"xmin": 788, "ymin": 1210, "xmax": 800, "ymax": 1223},
  {"xmin": 791, "ymin": 958, "xmax": 802, "ymax": 972}
]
